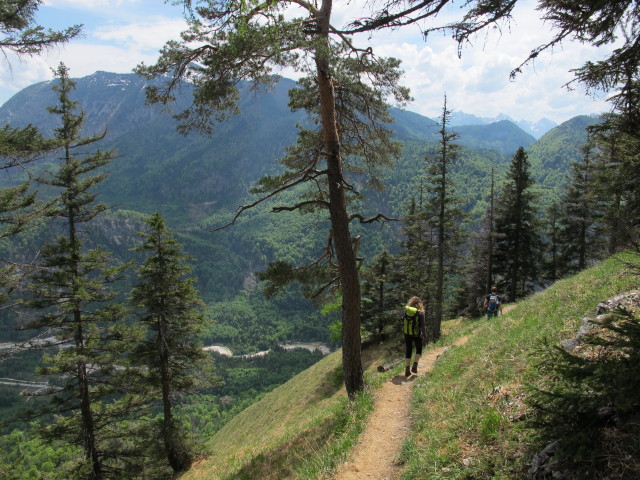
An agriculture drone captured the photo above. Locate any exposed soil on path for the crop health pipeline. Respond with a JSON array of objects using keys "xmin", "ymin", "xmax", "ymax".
[{"xmin": 333, "ymin": 335, "xmax": 472, "ymax": 480}]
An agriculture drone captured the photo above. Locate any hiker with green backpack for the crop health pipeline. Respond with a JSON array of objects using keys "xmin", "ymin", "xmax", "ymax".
[{"xmin": 402, "ymin": 296, "xmax": 427, "ymax": 377}]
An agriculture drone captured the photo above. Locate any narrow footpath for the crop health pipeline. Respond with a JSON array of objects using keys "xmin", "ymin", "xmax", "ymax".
[{"xmin": 333, "ymin": 335, "xmax": 472, "ymax": 480}]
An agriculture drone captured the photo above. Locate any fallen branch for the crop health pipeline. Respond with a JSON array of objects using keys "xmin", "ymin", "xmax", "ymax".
[{"xmin": 377, "ymin": 359, "xmax": 403, "ymax": 372}]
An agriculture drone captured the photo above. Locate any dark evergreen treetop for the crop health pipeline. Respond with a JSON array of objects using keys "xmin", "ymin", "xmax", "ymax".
[
  {"xmin": 21, "ymin": 64, "xmax": 136, "ymax": 479},
  {"xmin": 130, "ymin": 211, "xmax": 212, "ymax": 473},
  {"xmin": 0, "ymin": 0, "xmax": 81, "ymax": 56},
  {"xmin": 494, "ymin": 147, "xmax": 542, "ymax": 301}
]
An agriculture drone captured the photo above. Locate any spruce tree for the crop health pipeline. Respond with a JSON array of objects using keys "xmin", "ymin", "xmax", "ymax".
[
  {"xmin": 130, "ymin": 212, "xmax": 213, "ymax": 474},
  {"xmin": 541, "ymin": 202, "xmax": 562, "ymax": 283},
  {"xmin": 1, "ymin": 127, "xmax": 58, "ymax": 318},
  {"xmin": 587, "ymin": 75, "xmax": 640, "ymax": 253},
  {"xmin": 458, "ymin": 176, "xmax": 497, "ymax": 317},
  {"xmin": 394, "ymin": 195, "xmax": 436, "ymax": 341},
  {"xmin": 360, "ymin": 249, "xmax": 400, "ymax": 341},
  {"xmin": 554, "ymin": 144, "xmax": 604, "ymax": 276},
  {"xmin": 0, "ymin": 0, "xmax": 80, "ymax": 329},
  {"xmin": 486, "ymin": 168, "xmax": 497, "ymax": 293},
  {"xmin": 494, "ymin": 147, "xmax": 541, "ymax": 301},
  {"xmin": 589, "ymin": 116, "xmax": 629, "ymax": 255},
  {"xmin": 424, "ymin": 97, "xmax": 465, "ymax": 338},
  {"xmin": 21, "ymin": 64, "xmax": 137, "ymax": 480}
]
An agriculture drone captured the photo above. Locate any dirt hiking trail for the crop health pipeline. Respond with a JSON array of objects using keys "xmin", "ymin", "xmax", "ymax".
[{"xmin": 333, "ymin": 335, "xmax": 472, "ymax": 480}]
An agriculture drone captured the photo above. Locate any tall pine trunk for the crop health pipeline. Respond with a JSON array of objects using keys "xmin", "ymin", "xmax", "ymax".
[
  {"xmin": 317, "ymin": 0, "xmax": 363, "ymax": 399},
  {"xmin": 486, "ymin": 171, "xmax": 495, "ymax": 293},
  {"xmin": 435, "ymin": 164, "xmax": 445, "ymax": 340}
]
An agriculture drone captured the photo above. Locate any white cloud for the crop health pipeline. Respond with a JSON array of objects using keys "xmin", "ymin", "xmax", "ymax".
[
  {"xmin": 94, "ymin": 18, "xmax": 186, "ymax": 52},
  {"xmin": 44, "ymin": 0, "xmax": 142, "ymax": 7},
  {"xmin": 0, "ymin": 54, "xmax": 53, "ymax": 99},
  {"xmin": 0, "ymin": 16, "xmax": 180, "ymax": 102},
  {"xmin": 0, "ymin": 0, "xmax": 617, "ymax": 123},
  {"xmin": 354, "ymin": 0, "xmax": 615, "ymax": 123}
]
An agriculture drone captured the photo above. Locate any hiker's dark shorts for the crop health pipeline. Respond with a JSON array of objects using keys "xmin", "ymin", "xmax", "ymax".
[{"xmin": 404, "ymin": 334, "xmax": 423, "ymax": 358}]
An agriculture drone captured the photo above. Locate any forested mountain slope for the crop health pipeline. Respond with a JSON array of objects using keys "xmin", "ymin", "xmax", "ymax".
[
  {"xmin": 0, "ymin": 71, "xmax": 584, "ymax": 224},
  {"xmin": 0, "ymin": 71, "xmax": 614, "ymax": 478},
  {"xmin": 0, "ymin": 71, "xmax": 595, "ymax": 326},
  {"xmin": 527, "ymin": 114, "xmax": 601, "ymax": 198},
  {"xmin": 177, "ymin": 253, "xmax": 640, "ymax": 479},
  {"xmin": 0, "ymin": 72, "xmax": 534, "ymax": 214}
]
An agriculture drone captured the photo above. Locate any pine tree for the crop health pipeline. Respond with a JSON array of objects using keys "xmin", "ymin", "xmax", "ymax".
[
  {"xmin": 494, "ymin": 147, "xmax": 541, "ymax": 301},
  {"xmin": 360, "ymin": 249, "xmax": 398, "ymax": 340},
  {"xmin": 130, "ymin": 212, "xmax": 213, "ymax": 474},
  {"xmin": 21, "ymin": 64, "xmax": 137, "ymax": 480},
  {"xmin": 136, "ymin": 0, "xmax": 411, "ymax": 399},
  {"xmin": 394, "ymin": 195, "xmax": 436, "ymax": 341},
  {"xmin": 424, "ymin": 96, "xmax": 465, "ymax": 338}
]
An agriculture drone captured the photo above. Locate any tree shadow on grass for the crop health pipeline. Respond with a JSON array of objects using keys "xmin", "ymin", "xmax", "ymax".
[
  {"xmin": 314, "ymin": 363, "xmax": 344, "ymax": 398},
  {"xmin": 221, "ymin": 416, "xmax": 338, "ymax": 480}
]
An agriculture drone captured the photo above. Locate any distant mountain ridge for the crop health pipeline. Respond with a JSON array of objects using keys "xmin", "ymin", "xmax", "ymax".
[
  {"xmin": 0, "ymin": 70, "xmax": 595, "ymax": 223},
  {"xmin": 4, "ymin": 71, "xmax": 537, "ymax": 156},
  {"xmin": 439, "ymin": 111, "xmax": 558, "ymax": 139},
  {"xmin": 0, "ymin": 70, "xmax": 594, "ymax": 300}
]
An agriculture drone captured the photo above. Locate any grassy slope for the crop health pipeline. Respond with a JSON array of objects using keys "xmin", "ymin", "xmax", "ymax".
[
  {"xmin": 182, "ymin": 338, "xmax": 397, "ymax": 480},
  {"xmin": 403, "ymin": 252, "xmax": 639, "ymax": 479},
  {"xmin": 181, "ymin": 252, "xmax": 638, "ymax": 480}
]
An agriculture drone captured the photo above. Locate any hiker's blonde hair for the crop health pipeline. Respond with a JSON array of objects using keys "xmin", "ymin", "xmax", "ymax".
[{"xmin": 406, "ymin": 296, "xmax": 424, "ymax": 312}]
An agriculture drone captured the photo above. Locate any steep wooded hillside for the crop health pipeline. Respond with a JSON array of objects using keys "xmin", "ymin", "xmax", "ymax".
[
  {"xmin": 176, "ymin": 253, "xmax": 639, "ymax": 479},
  {"xmin": 0, "ymin": 72, "xmax": 599, "ymax": 326},
  {"xmin": 527, "ymin": 114, "xmax": 602, "ymax": 199}
]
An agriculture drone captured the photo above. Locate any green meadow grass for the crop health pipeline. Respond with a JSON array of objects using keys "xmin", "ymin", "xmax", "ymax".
[
  {"xmin": 181, "ymin": 335, "xmax": 397, "ymax": 479},
  {"xmin": 401, "ymin": 252, "xmax": 639, "ymax": 479}
]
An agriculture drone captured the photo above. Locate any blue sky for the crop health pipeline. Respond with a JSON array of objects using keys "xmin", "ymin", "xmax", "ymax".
[{"xmin": 0, "ymin": 0, "xmax": 616, "ymax": 124}]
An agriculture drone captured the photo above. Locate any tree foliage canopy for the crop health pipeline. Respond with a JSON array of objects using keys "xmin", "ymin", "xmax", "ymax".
[{"xmin": 0, "ymin": 0, "xmax": 81, "ymax": 56}]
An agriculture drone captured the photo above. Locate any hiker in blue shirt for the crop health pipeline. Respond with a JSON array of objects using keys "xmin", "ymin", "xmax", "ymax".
[
  {"xmin": 483, "ymin": 286, "xmax": 503, "ymax": 319},
  {"xmin": 402, "ymin": 296, "xmax": 427, "ymax": 377}
]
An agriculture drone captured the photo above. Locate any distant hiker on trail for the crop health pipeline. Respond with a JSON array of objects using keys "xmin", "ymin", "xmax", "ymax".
[
  {"xmin": 483, "ymin": 286, "xmax": 503, "ymax": 319},
  {"xmin": 402, "ymin": 296, "xmax": 427, "ymax": 377}
]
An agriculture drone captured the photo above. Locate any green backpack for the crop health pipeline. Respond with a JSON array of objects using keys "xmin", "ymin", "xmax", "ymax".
[{"xmin": 402, "ymin": 306, "xmax": 420, "ymax": 336}]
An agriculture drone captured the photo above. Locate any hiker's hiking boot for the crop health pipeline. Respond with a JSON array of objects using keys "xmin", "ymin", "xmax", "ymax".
[
  {"xmin": 411, "ymin": 362, "xmax": 418, "ymax": 374},
  {"xmin": 405, "ymin": 366, "xmax": 411, "ymax": 377}
]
